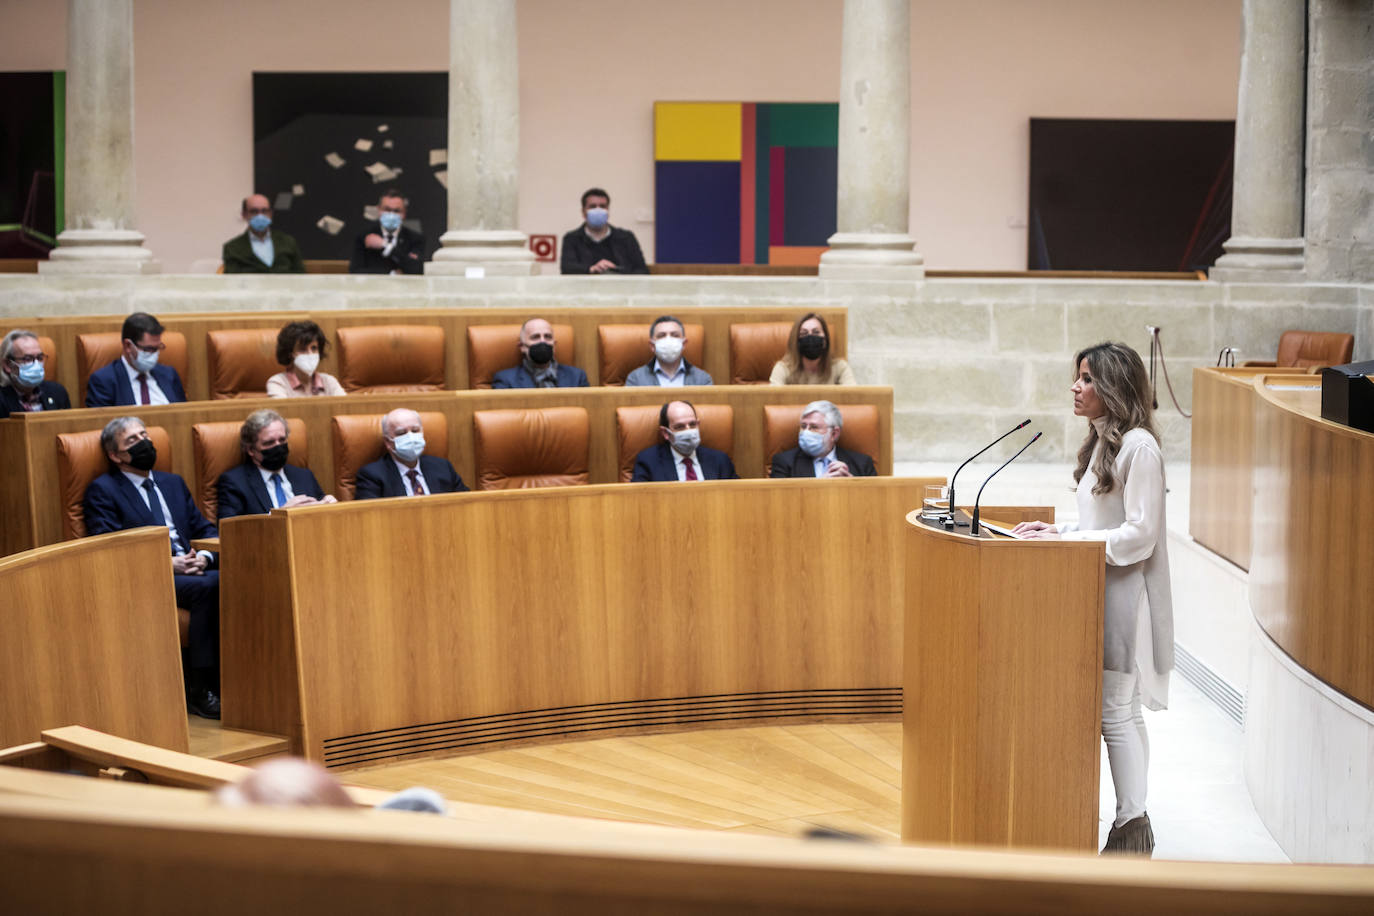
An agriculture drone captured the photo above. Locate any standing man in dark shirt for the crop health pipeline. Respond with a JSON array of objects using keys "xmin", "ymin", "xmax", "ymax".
[
  {"xmin": 349, "ymin": 188, "xmax": 426, "ymax": 275},
  {"xmin": 560, "ymin": 187, "xmax": 648, "ymax": 274}
]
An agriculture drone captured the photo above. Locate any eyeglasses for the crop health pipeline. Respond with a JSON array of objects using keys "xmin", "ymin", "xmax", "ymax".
[
  {"xmin": 6, "ymin": 353, "xmax": 46, "ymax": 365},
  {"xmin": 128, "ymin": 341, "xmax": 166, "ymax": 355},
  {"xmin": 800, "ymin": 423, "xmax": 832, "ymax": 433}
]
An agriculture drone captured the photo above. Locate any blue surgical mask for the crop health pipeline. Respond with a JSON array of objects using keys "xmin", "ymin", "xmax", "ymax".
[
  {"xmin": 132, "ymin": 349, "xmax": 160, "ymax": 374},
  {"xmin": 16, "ymin": 361, "xmax": 45, "ymax": 387},
  {"xmin": 379, "ymin": 212, "xmax": 403, "ymax": 232},
  {"xmin": 798, "ymin": 429, "xmax": 829, "ymax": 458},
  {"xmin": 585, "ymin": 207, "xmax": 609, "ymax": 229},
  {"xmin": 248, "ymin": 214, "xmax": 271, "ymax": 233},
  {"xmin": 391, "ymin": 431, "xmax": 425, "ymax": 463}
]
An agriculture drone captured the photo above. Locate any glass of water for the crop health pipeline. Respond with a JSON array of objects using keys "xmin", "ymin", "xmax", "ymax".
[{"xmin": 921, "ymin": 484, "xmax": 949, "ymax": 519}]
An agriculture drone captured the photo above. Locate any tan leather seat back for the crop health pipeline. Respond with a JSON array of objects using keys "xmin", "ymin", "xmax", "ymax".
[
  {"xmin": 763, "ymin": 403, "xmax": 879, "ymax": 477},
  {"xmin": 76, "ymin": 331, "xmax": 189, "ymax": 406},
  {"xmin": 36, "ymin": 335, "xmax": 57, "ymax": 383},
  {"xmin": 615, "ymin": 404, "xmax": 735, "ymax": 482},
  {"xmin": 191, "ymin": 418, "xmax": 309, "ymax": 521},
  {"xmin": 1276, "ymin": 330, "xmax": 1354, "ymax": 369},
  {"xmin": 56, "ymin": 425, "xmax": 173, "ymax": 540},
  {"xmin": 598, "ymin": 323, "xmax": 705, "ymax": 387},
  {"xmin": 206, "ymin": 329, "xmax": 282, "ymax": 399},
  {"xmin": 466, "ymin": 323, "xmax": 575, "ymax": 389},
  {"xmin": 473, "ymin": 407, "xmax": 589, "ymax": 490},
  {"xmin": 729, "ymin": 322, "xmax": 791, "ymax": 385},
  {"xmin": 331, "ymin": 411, "xmax": 448, "ymax": 500},
  {"xmin": 336, "ymin": 325, "xmax": 446, "ymax": 394}
]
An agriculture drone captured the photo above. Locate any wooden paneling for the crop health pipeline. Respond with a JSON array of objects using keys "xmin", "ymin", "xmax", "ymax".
[
  {"xmin": 0, "ymin": 529, "xmax": 188, "ymax": 752},
  {"xmin": 0, "ymin": 385, "xmax": 893, "ymax": 556},
  {"xmin": 903, "ymin": 514, "xmax": 1104, "ymax": 851},
  {"xmin": 1250, "ymin": 375, "xmax": 1374, "ymax": 711},
  {"xmin": 219, "ymin": 478, "xmax": 937, "ymax": 765}
]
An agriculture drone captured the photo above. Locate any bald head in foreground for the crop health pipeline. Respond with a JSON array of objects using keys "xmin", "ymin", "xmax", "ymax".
[{"xmin": 354, "ymin": 408, "xmax": 469, "ymax": 499}]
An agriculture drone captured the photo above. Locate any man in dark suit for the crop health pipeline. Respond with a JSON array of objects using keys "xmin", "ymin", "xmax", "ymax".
[
  {"xmin": 769, "ymin": 399, "xmax": 878, "ymax": 479},
  {"xmin": 632, "ymin": 400, "xmax": 738, "ymax": 482},
  {"xmin": 355, "ymin": 407, "xmax": 469, "ymax": 499},
  {"xmin": 217, "ymin": 408, "xmax": 335, "ymax": 519},
  {"xmin": 84, "ymin": 416, "xmax": 222, "ymax": 719},
  {"xmin": 349, "ymin": 188, "xmax": 426, "ymax": 275},
  {"xmin": 221, "ymin": 193, "xmax": 305, "ymax": 273},
  {"xmin": 0, "ymin": 329, "xmax": 71, "ymax": 417},
  {"xmin": 84, "ymin": 312, "xmax": 188, "ymax": 408},
  {"xmin": 491, "ymin": 317, "xmax": 590, "ymax": 388}
]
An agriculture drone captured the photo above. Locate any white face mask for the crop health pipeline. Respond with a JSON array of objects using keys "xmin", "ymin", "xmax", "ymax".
[
  {"xmin": 653, "ymin": 336, "xmax": 684, "ymax": 364},
  {"xmin": 294, "ymin": 352, "xmax": 320, "ymax": 376},
  {"xmin": 670, "ymin": 427, "xmax": 700, "ymax": 456},
  {"xmin": 391, "ymin": 431, "xmax": 425, "ymax": 463},
  {"xmin": 132, "ymin": 349, "xmax": 160, "ymax": 374}
]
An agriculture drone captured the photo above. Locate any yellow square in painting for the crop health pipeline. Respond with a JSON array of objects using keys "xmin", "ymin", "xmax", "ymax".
[{"xmin": 655, "ymin": 102, "xmax": 742, "ymax": 161}]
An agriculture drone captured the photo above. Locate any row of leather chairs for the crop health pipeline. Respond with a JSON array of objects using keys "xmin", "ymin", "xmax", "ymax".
[
  {"xmin": 41, "ymin": 321, "xmax": 800, "ymax": 404},
  {"xmin": 54, "ymin": 402, "xmax": 881, "ymax": 535}
]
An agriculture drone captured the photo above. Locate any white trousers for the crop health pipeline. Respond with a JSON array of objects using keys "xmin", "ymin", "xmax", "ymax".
[{"xmin": 1102, "ymin": 668, "xmax": 1149, "ymax": 828}]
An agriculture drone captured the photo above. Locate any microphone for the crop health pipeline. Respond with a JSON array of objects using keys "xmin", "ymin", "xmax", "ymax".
[
  {"xmin": 970, "ymin": 431, "xmax": 1042, "ymax": 536},
  {"xmin": 946, "ymin": 418, "xmax": 1030, "ymax": 527}
]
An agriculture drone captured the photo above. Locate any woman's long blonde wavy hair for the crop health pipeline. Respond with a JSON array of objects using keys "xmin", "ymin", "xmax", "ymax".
[{"xmin": 1073, "ymin": 342, "xmax": 1158, "ymax": 495}]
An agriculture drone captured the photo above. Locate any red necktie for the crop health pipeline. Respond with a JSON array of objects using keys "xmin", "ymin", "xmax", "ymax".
[
  {"xmin": 138, "ymin": 372, "xmax": 150, "ymax": 405},
  {"xmin": 683, "ymin": 456, "xmax": 697, "ymax": 480},
  {"xmin": 407, "ymin": 469, "xmax": 426, "ymax": 496}
]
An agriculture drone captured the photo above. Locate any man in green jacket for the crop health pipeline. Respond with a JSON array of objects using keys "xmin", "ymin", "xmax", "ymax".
[{"xmin": 222, "ymin": 193, "xmax": 305, "ymax": 273}]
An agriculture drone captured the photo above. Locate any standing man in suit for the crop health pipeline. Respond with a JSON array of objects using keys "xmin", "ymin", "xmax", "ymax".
[
  {"xmin": 769, "ymin": 400, "xmax": 877, "ymax": 479},
  {"xmin": 84, "ymin": 416, "xmax": 221, "ymax": 719},
  {"xmin": 349, "ymin": 188, "xmax": 426, "ymax": 275},
  {"xmin": 0, "ymin": 329, "xmax": 71, "ymax": 417},
  {"xmin": 491, "ymin": 317, "xmax": 590, "ymax": 389},
  {"xmin": 355, "ymin": 408, "xmax": 469, "ymax": 499},
  {"xmin": 221, "ymin": 193, "xmax": 305, "ymax": 274},
  {"xmin": 624, "ymin": 315, "xmax": 713, "ymax": 387},
  {"xmin": 84, "ymin": 312, "xmax": 188, "ymax": 408},
  {"xmin": 216, "ymin": 409, "xmax": 335, "ymax": 519},
  {"xmin": 632, "ymin": 400, "xmax": 738, "ymax": 482}
]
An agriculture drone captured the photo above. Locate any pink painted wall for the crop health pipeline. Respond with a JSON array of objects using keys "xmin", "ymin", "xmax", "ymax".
[{"xmin": 1, "ymin": 0, "xmax": 1240, "ymax": 272}]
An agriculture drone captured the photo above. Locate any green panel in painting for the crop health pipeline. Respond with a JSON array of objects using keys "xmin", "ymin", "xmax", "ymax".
[{"xmin": 763, "ymin": 103, "xmax": 838, "ymax": 148}]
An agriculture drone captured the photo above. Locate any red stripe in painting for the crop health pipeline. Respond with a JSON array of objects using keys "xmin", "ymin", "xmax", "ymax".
[
  {"xmin": 739, "ymin": 104, "xmax": 756, "ymax": 264},
  {"xmin": 769, "ymin": 146, "xmax": 785, "ymax": 247}
]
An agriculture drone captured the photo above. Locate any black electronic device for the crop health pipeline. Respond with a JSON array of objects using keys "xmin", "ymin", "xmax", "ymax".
[{"xmin": 1320, "ymin": 360, "xmax": 1374, "ymax": 433}]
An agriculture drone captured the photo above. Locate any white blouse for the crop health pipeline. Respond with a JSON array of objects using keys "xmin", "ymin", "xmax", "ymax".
[{"xmin": 1058, "ymin": 418, "xmax": 1173, "ymax": 710}]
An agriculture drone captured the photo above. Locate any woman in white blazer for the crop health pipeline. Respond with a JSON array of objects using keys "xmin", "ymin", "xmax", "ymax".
[{"xmin": 1014, "ymin": 341, "xmax": 1172, "ymax": 857}]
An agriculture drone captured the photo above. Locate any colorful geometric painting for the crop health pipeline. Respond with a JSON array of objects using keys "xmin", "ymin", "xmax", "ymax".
[{"xmin": 654, "ymin": 102, "xmax": 838, "ymax": 266}]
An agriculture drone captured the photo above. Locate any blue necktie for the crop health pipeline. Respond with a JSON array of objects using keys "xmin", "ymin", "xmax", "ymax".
[
  {"xmin": 272, "ymin": 473, "xmax": 288, "ymax": 508},
  {"xmin": 142, "ymin": 478, "xmax": 181, "ymax": 553}
]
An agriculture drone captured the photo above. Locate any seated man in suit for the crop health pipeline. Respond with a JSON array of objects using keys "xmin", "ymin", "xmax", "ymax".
[
  {"xmin": 770, "ymin": 400, "xmax": 877, "ymax": 479},
  {"xmin": 221, "ymin": 193, "xmax": 305, "ymax": 274},
  {"xmin": 85, "ymin": 312, "xmax": 188, "ymax": 408},
  {"xmin": 355, "ymin": 408, "xmax": 469, "ymax": 499},
  {"xmin": 0, "ymin": 328, "xmax": 71, "ymax": 417},
  {"xmin": 217, "ymin": 409, "xmax": 336, "ymax": 519},
  {"xmin": 492, "ymin": 317, "xmax": 590, "ymax": 388},
  {"xmin": 625, "ymin": 315, "xmax": 713, "ymax": 387},
  {"xmin": 632, "ymin": 400, "xmax": 738, "ymax": 482},
  {"xmin": 84, "ymin": 416, "xmax": 221, "ymax": 719},
  {"xmin": 349, "ymin": 188, "xmax": 426, "ymax": 275}
]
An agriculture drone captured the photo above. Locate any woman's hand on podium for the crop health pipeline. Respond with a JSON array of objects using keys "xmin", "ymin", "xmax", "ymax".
[{"xmin": 1012, "ymin": 520, "xmax": 1060, "ymax": 540}]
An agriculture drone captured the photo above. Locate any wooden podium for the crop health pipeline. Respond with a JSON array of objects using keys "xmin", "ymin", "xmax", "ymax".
[{"xmin": 901, "ymin": 510, "xmax": 1105, "ymax": 851}]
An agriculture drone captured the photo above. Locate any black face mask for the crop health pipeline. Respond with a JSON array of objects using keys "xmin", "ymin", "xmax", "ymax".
[
  {"xmin": 258, "ymin": 442, "xmax": 289, "ymax": 472},
  {"xmin": 527, "ymin": 342, "xmax": 554, "ymax": 365},
  {"xmin": 125, "ymin": 437, "xmax": 157, "ymax": 472},
  {"xmin": 798, "ymin": 335, "xmax": 828, "ymax": 360}
]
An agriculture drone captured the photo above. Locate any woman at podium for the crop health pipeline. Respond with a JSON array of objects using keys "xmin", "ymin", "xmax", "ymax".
[{"xmin": 1013, "ymin": 341, "xmax": 1172, "ymax": 857}]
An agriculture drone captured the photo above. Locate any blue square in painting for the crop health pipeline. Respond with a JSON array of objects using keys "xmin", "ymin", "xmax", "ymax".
[
  {"xmin": 654, "ymin": 161, "xmax": 741, "ymax": 263},
  {"xmin": 782, "ymin": 146, "xmax": 837, "ymax": 247}
]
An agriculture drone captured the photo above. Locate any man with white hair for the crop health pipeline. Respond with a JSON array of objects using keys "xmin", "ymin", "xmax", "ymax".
[
  {"xmin": 0, "ymin": 329, "xmax": 70, "ymax": 417},
  {"xmin": 769, "ymin": 400, "xmax": 877, "ymax": 479},
  {"xmin": 354, "ymin": 408, "xmax": 469, "ymax": 499}
]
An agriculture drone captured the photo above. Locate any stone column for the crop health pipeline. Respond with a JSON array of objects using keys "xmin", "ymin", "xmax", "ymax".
[
  {"xmin": 818, "ymin": 0, "xmax": 923, "ymax": 281},
  {"xmin": 428, "ymin": 0, "xmax": 536, "ymax": 276},
  {"xmin": 41, "ymin": 0, "xmax": 156, "ymax": 274},
  {"xmin": 1211, "ymin": 0, "xmax": 1306, "ymax": 283}
]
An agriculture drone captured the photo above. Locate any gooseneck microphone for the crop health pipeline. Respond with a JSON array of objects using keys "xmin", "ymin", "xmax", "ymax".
[
  {"xmin": 946, "ymin": 418, "xmax": 1031, "ymax": 527},
  {"xmin": 970, "ymin": 431, "xmax": 1042, "ymax": 536}
]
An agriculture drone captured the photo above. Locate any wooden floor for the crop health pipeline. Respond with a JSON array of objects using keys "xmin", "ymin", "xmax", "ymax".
[
  {"xmin": 343, "ymin": 722, "xmax": 903, "ymax": 840},
  {"xmin": 187, "ymin": 717, "xmax": 289, "ymax": 764}
]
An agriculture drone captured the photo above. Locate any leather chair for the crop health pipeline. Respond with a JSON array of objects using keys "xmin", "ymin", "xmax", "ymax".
[
  {"xmin": 36, "ymin": 335, "xmax": 57, "ymax": 383},
  {"xmin": 614, "ymin": 404, "xmax": 734, "ymax": 482},
  {"xmin": 206, "ymin": 329, "xmax": 282, "ymax": 399},
  {"xmin": 75, "ymin": 331, "xmax": 189, "ymax": 406},
  {"xmin": 191, "ymin": 418, "xmax": 309, "ymax": 522},
  {"xmin": 336, "ymin": 325, "xmax": 446, "ymax": 394},
  {"xmin": 472, "ymin": 407, "xmax": 589, "ymax": 490},
  {"xmin": 330, "ymin": 411, "xmax": 449, "ymax": 500},
  {"xmin": 763, "ymin": 403, "xmax": 880, "ymax": 477},
  {"xmin": 1243, "ymin": 330, "xmax": 1355, "ymax": 370},
  {"xmin": 598, "ymin": 323, "xmax": 705, "ymax": 387},
  {"xmin": 729, "ymin": 322, "xmax": 791, "ymax": 385},
  {"xmin": 466, "ymin": 323, "xmax": 576, "ymax": 389},
  {"xmin": 56, "ymin": 425, "xmax": 174, "ymax": 541}
]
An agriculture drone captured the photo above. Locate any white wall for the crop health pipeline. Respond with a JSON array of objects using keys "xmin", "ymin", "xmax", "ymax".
[{"xmin": 0, "ymin": 0, "xmax": 1240, "ymax": 273}]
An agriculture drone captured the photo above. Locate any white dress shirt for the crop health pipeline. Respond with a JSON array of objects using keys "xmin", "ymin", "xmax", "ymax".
[
  {"xmin": 812, "ymin": 447, "xmax": 838, "ymax": 478},
  {"xmin": 121, "ymin": 357, "xmax": 170, "ymax": 405},
  {"xmin": 672, "ymin": 447, "xmax": 704, "ymax": 482},
  {"xmin": 257, "ymin": 466, "xmax": 296, "ymax": 507},
  {"xmin": 652, "ymin": 359, "xmax": 687, "ymax": 387},
  {"xmin": 392, "ymin": 457, "xmax": 429, "ymax": 495}
]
